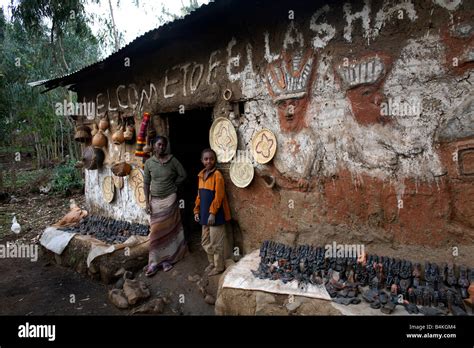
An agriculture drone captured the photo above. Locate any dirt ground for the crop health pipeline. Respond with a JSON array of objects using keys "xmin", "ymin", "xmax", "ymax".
[{"xmin": 0, "ymin": 192, "xmax": 219, "ymax": 315}]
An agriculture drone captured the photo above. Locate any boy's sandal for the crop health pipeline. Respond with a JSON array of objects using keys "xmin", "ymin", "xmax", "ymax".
[{"xmin": 145, "ymin": 264, "xmax": 160, "ymax": 277}]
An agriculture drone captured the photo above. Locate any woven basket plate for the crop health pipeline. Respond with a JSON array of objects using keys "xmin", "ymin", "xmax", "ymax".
[
  {"xmin": 209, "ymin": 117, "xmax": 237, "ymax": 163},
  {"xmin": 128, "ymin": 168, "xmax": 143, "ymax": 191},
  {"xmin": 251, "ymin": 128, "xmax": 277, "ymax": 164},
  {"xmin": 134, "ymin": 182, "xmax": 147, "ymax": 208},
  {"xmin": 102, "ymin": 176, "xmax": 115, "ymax": 203},
  {"xmin": 230, "ymin": 159, "xmax": 254, "ymax": 188}
]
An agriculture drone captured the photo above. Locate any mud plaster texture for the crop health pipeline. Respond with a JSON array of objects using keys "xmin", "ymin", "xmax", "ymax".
[{"xmin": 74, "ymin": 0, "xmax": 474, "ymax": 264}]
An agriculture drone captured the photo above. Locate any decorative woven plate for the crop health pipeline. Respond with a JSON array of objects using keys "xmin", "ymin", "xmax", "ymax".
[
  {"xmin": 102, "ymin": 176, "xmax": 115, "ymax": 203},
  {"xmin": 134, "ymin": 182, "xmax": 147, "ymax": 208},
  {"xmin": 230, "ymin": 158, "xmax": 254, "ymax": 188},
  {"xmin": 251, "ymin": 128, "xmax": 277, "ymax": 164},
  {"xmin": 128, "ymin": 168, "xmax": 143, "ymax": 191},
  {"xmin": 209, "ymin": 117, "xmax": 237, "ymax": 163}
]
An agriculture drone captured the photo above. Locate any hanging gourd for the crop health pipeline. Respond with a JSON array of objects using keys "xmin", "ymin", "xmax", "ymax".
[
  {"xmin": 90, "ymin": 123, "xmax": 99, "ymax": 136},
  {"xmin": 92, "ymin": 130, "xmax": 107, "ymax": 148},
  {"xmin": 99, "ymin": 113, "xmax": 109, "ymax": 131},
  {"xmin": 124, "ymin": 116, "xmax": 135, "ymax": 142}
]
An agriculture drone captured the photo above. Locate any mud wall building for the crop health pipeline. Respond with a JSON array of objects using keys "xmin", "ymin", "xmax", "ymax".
[{"xmin": 41, "ymin": 0, "xmax": 474, "ymax": 262}]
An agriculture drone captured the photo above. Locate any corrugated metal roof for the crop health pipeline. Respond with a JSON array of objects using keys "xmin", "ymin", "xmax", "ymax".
[{"xmin": 32, "ymin": 0, "xmax": 222, "ymax": 92}]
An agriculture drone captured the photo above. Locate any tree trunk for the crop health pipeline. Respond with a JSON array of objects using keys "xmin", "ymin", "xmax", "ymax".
[
  {"xmin": 34, "ymin": 132, "xmax": 41, "ymax": 168},
  {"xmin": 57, "ymin": 35, "xmax": 70, "ymax": 72},
  {"xmin": 53, "ymin": 122, "xmax": 57, "ymax": 161},
  {"xmin": 60, "ymin": 119, "xmax": 64, "ymax": 161},
  {"xmin": 48, "ymin": 143, "xmax": 51, "ymax": 164},
  {"xmin": 50, "ymin": 18, "xmax": 61, "ymax": 71},
  {"xmin": 108, "ymin": 0, "xmax": 120, "ymax": 52}
]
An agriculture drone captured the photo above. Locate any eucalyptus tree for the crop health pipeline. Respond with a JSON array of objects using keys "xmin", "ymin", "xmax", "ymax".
[{"xmin": 0, "ymin": 1, "xmax": 99, "ymax": 165}]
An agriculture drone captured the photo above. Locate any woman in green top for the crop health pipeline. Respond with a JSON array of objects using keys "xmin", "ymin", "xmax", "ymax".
[{"xmin": 143, "ymin": 136, "xmax": 187, "ymax": 276}]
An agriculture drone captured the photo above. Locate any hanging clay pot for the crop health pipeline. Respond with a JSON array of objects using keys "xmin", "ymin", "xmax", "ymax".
[
  {"xmin": 111, "ymin": 161, "xmax": 132, "ymax": 177},
  {"xmin": 82, "ymin": 146, "xmax": 105, "ymax": 170},
  {"xmin": 92, "ymin": 130, "xmax": 107, "ymax": 148},
  {"xmin": 112, "ymin": 126, "xmax": 125, "ymax": 145},
  {"xmin": 99, "ymin": 117, "xmax": 109, "ymax": 131},
  {"xmin": 124, "ymin": 125, "xmax": 135, "ymax": 141},
  {"xmin": 74, "ymin": 125, "xmax": 91, "ymax": 143}
]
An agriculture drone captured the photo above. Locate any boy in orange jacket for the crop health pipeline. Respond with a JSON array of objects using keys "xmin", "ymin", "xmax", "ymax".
[{"xmin": 194, "ymin": 148, "xmax": 231, "ymax": 276}]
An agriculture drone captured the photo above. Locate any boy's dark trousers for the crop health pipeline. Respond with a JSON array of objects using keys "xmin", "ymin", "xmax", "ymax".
[{"xmin": 201, "ymin": 224, "xmax": 225, "ymax": 272}]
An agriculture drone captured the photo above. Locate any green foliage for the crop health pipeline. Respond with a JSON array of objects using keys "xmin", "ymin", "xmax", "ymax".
[
  {"xmin": 51, "ymin": 160, "xmax": 83, "ymax": 194},
  {"xmin": 0, "ymin": 0, "xmax": 206, "ymax": 168},
  {"xmin": 2, "ymin": 168, "xmax": 49, "ymax": 191},
  {"xmin": 11, "ymin": 0, "xmax": 90, "ymax": 40},
  {"xmin": 0, "ymin": 4, "xmax": 99, "ymax": 162},
  {"xmin": 157, "ymin": 0, "xmax": 204, "ymax": 25},
  {"xmin": 180, "ymin": 0, "xmax": 201, "ymax": 16}
]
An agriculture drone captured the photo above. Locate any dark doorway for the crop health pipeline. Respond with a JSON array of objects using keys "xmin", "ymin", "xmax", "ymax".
[{"xmin": 166, "ymin": 108, "xmax": 213, "ymax": 251}]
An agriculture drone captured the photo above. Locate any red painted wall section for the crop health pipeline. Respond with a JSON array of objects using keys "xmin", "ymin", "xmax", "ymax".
[{"xmin": 226, "ymin": 155, "xmax": 474, "ymax": 252}]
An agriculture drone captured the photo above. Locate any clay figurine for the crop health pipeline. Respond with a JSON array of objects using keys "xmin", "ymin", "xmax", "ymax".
[
  {"xmin": 458, "ymin": 265, "xmax": 470, "ymax": 299},
  {"xmin": 408, "ymin": 288, "xmax": 416, "ymax": 304},
  {"xmin": 446, "ymin": 264, "xmax": 456, "ymax": 287},
  {"xmin": 399, "ymin": 260, "xmax": 412, "ymax": 279},
  {"xmin": 413, "ymin": 263, "xmax": 422, "ymax": 287},
  {"xmin": 390, "ymin": 283, "xmax": 398, "ymax": 296},
  {"xmin": 446, "ymin": 291, "xmax": 454, "ymax": 313},
  {"xmin": 424, "ymin": 262, "xmax": 437, "ymax": 286},
  {"xmin": 415, "ymin": 288, "xmax": 423, "ymax": 306},
  {"xmin": 433, "ymin": 290, "xmax": 440, "ymax": 307},
  {"xmin": 422, "ymin": 288, "xmax": 432, "ymax": 307}
]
